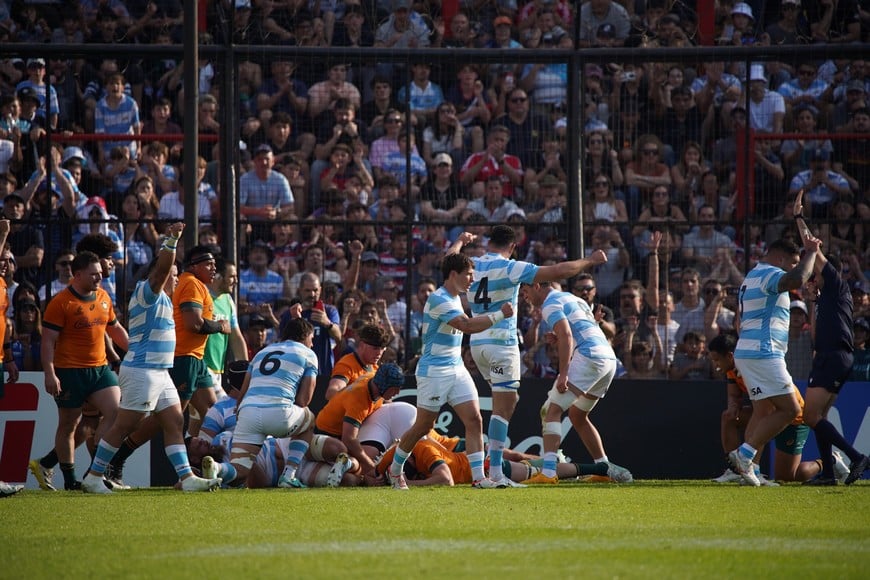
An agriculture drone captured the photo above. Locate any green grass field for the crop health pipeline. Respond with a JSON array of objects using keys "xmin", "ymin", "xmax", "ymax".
[{"xmin": 4, "ymin": 481, "xmax": 870, "ymax": 579}]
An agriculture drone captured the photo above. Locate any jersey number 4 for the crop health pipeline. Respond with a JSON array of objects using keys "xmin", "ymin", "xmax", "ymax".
[{"xmin": 474, "ymin": 276, "xmax": 491, "ymax": 311}]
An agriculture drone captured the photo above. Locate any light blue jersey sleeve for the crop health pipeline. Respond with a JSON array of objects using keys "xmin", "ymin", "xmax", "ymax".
[{"xmin": 416, "ymin": 288, "xmax": 466, "ymax": 377}]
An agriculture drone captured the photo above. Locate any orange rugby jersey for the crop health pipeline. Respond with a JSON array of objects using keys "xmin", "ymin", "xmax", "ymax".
[
  {"xmin": 727, "ymin": 368, "xmax": 805, "ymax": 426},
  {"xmin": 315, "ymin": 376, "xmax": 384, "ymax": 435},
  {"xmin": 331, "ymin": 352, "xmax": 376, "ymax": 386},
  {"xmin": 42, "ymin": 286, "xmax": 116, "ymax": 368},
  {"xmin": 173, "ymin": 272, "xmax": 215, "ymax": 359},
  {"xmin": 375, "ymin": 438, "xmax": 471, "ymax": 484}
]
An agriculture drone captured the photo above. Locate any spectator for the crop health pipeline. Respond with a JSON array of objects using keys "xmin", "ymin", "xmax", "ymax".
[
  {"xmin": 239, "ymin": 144, "xmax": 296, "ymax": 243},
  {"xmin": 669, "ymin": 331, "xmax": 714, "ymax": 380},
  {"xmin": 419, "ymin": 152, "xmax": 468, "ymax": 221},
  {"xmin": 378, "ymin": 228, "xmax": 412, "ymax": 293},
  {"xmin": 374, "ymin": 0, "xmax": 431, "ymax": 51},
  {"xmin": 671, "ymin": 141, "xmax": 710, "ymax": 205},
  {"xmin": 784, "ymin": 298, "xmax": 814, "ymax": 382},
  {"xmin": 465, "ymin": 176, "xmax": 523, "ymax": 223},
  {"xmin": 443, "ymin": 64, "xmax": 492, "ymax": 141},
  {"xmin": 422, "ymin": 102, "xmax": 467, "ymax": 169},
  {"xmin": 624, "ymin": 135, "xmax": 672, "ymax": 220},
  {"xmin": 308, "ymin": 62, "xmax": 362, "ymax": 120},
  {"xmin": 788, "ymin": 149, "xmax": 851, "ymax": 220},
  {"xmin": 577, "ymin": 0, "xmax": 630, "ymax": 48},
  {"xmin": 10, "ymin": 296, "xmax": 42, "ymax": 372},
  {"xmin": 807, "ymin": 0, "xmax": 862, "ymax": 44},
  {"xmin": 239, "ymin": 241, "xmax": 291, "ymax": 316},
  {"xmin": 583, "ymin": 131, "xmax": 624, "ymax": 189},
  {"xmin": 584, "ymin": 174, "xmax": 627, "ymax": 225},
  {"xmin": 37, "ymin": 250, "xmax": 75, "ymax": 306},
  {"xmin": 765, "ymin": 0, "xmax": 812, "ymax": 45},
  {"xmin": 255, "ymin": 59, "xmax": 310, "ymax": 135},
  {"xmin": 682, "ymin": 205, "xmax": 735, "ymax": 277},
  {"xmin": 632, "ymin": 185, "xmax": 688, "ymax": 244},
  {"xmin": 397, "ymin": 62, "xmax": 444, "ymax": 126},
  {"xmin": 15, "ymin": 58, "xmax": 59, "ymax": 129},
  {"xmin": 673, "ymin": 269, "xmax": 733, "ymax": 344},
  {"xmin": 690, "ymin": 61, "xmax": 742, "ymax": 115},
  {"xmin": 831, "ymin": 78, "xmax": 866, "ymax": 132},
  {"xmin": 4, "ymin": 193, "xmax": 43, "ymax": 287},
  {"xmin": 138, "ymin": 141, "xmax": 177, "ymax": 198},
  {"xmin": 380, "ymin": 132, "xmax": 427, "ymax": 197},
  {"xmin": 292, "ymin": 271, "xmax": 342, "ymax": 374},
  {"xmin": 746, "ymin": 64, "xmax": 785, "ymax": 137},
  {"xmin": 623, "ymin": 334, "xmax": 667, "ymax": 379},
  {"xmin": 661, "ymin": 86, "xmax": 703, "ymax": 167},
  {"xmin": 332, "ymin": 4, "xmax": 375, "ymax": 48},
  {"xmin": 244, "ymin": 313, "xmax": 275, "ymax": 359},
  {"xmin": 833, "ymin": 106, "xmax": 870, "ymax": 194},
  {"xmin": 287, "ymin": 243, "xmax": 342, "ymax": 298},
  {"xmin": 119, "ymin": 191, "xmax": 158, "ymax": 283},
  {"xmin": 850, "ymin": 317, "xmax": 870, "ymax": 381},
  {"xmin": 584, "ymin": 222, "xmax": 630, "ymax": 306},
  {"xmin": 824, "ymin": 193, "xmax": 864, "ymax": 255},
  {"xmin": 781, "ymin": 106, "xmax": 834, "ymax": 177},
  {"xmin": 459, "ymin": 125, "xmax": 524, "ymax": 199},
  {"xmin": 495, "ymin": 87, "xmax": 551, "ymax": 173},
  {"xmin": 518, "ymin": 35, "xmax": 568, "ymax": 111},
  {"xmin": 93, "ymin": 72, "xmax": 141, "ymax": 170},
  {"xmin": 526, "ymin": 174, "xmax": 567, "ymax": 238},
  {"xmin": 157, "ymin": 157, "xmax": 219, "ymax": 226},
  {"xmin": 778, "ymin": 62, "xmax": 832, "ymax": 124}
]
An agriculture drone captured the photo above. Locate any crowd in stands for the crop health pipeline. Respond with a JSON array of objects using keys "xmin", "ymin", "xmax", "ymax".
[{"xmin": 0, "ymin": 0, "xmax": 869, "ymax": 380}]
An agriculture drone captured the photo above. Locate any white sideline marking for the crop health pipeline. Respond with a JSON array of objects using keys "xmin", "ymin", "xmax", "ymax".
[{"xmin": 152, "ymin": 537, "xmax": 870, "ymax": 559}]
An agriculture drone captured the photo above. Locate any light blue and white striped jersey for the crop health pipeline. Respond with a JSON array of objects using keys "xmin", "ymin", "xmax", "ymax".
[
  {"xmin": 94, "ymin": 94, "xmax": 140, "ymax": 160},
  {"xmin": 240, "ymin": 340, "xmax": 319, "ymax": 409},
  {"xmin": 735, "ymin": 262, "xmax": 790, "ymax": 359},
  {"xmin": 122, "ymin": 280, "xmax": 175, "ymax": 368},
  {"xmin": 469, "ymin": 253, "xmax": 539, "ymax": 346},
  {"xmin": 416, "ymin": 286, "xmax": 466, "ymax": 377},
  {"xmin": 201, "ymin": 396, "xmax": 238, "ymax": 436},
  {"xmin": 542, "ymin": 291, "xmax": 615, "ymax": 360}
]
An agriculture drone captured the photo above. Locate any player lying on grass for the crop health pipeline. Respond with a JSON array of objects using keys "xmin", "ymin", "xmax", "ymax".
[{"xmin": 708, "ymin": 333, "xmax": 849, "ymax": 484}]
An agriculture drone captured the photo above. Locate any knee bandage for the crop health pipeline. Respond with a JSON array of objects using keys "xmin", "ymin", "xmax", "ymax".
[
  {"xmin": 542, "ymin": 421, "xmax": 561, "ymax": 437},
  {"xmin": 308, "ymin": 435, "xmax": 329, "ymax": 461},
  {"xmin": 573, "ymin": 396, "xmax": 598, "ymax": 413},
  {"xmin": 188, "ymin": 406, "xmax": 201, "ymax": 421}
]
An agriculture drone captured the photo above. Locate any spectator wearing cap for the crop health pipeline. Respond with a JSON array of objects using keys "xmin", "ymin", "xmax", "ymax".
[
  {"xmin": 851, "ymin": 316, "xmax": 870, "ymax": 381},
  {"xmin": 724, "ymin": 2, "xmax": 760, "ymax": 46},
  {"xmin": 577, "ymin": 0, "xmax": 630, "ymax": 48},
  {"xmin": 526, "ymin": 173, "xmax": 566, "ymax": 231},
  {"xmin": 777, "ymin": 62, "xmax": 831, "ymax": 120},
  {"xmin": 244, "ymin": 313, "xmax": 276, "ymax": 359},
  {"xmin": 239, "ymin": 240, "xmax": 290, "ymax": 316},
  {"xmin": 308, "ymin": 62, "xmax": 362, "ymax": 120},
  {"xmin": 806, "ymin": 0, "xmax": 861, "ymax": 44},
  {"xmin": 419, "ymin": 152, "xmax": 468, "ymax": 221},
  {"xmin": 831, "ymin": 78, "xmax": 867, "ymax": 132},
  {"xmin": 459, "ymin": 125, "xmax": 523, "ymax": 200},
  {"xmin": 746, "ymin": 64, "xmax": 785, "ymax": 136},
  {"xmin": 833, "ymin": 106, "xmax": 870, "ymax": 194},
  {"xmin": 15, "ymin": 58, "xmax": 59, "ymax": 129},
  {"xmin": 239, "ymin": 144, "xmax": 295, "ymax": 243},
  {"xmin": 788, "ymin": 148, "xmax": 850, "ymax": 218},
  {"xmin": 488, "ymin": 14, "xmax": 522, "ymax": 49},
  {"xmin": 356, "ymin": 250, "xmax": 381, "ymax": 296}
]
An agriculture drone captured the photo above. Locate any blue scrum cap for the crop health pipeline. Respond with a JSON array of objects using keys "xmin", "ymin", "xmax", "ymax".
[{"xmin": 372, "ymin": 363, "xmax": 405, "ymax": 396}]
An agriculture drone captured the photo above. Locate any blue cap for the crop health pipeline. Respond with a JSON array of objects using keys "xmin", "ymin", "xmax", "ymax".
[{"xmin": 372, "ymin": 363, "xmax": 405, "ymax": 396}]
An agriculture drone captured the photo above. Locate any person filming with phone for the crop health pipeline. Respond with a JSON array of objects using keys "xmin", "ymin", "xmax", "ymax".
[{"xmin": 292, "ymin": 271, "xmax": 341, "ymax": 374}]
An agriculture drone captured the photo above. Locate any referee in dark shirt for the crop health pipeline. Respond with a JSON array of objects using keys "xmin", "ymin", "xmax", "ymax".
[{"xmin": 794, "ymin": 191, "xmax": 869, "ymax": 485}]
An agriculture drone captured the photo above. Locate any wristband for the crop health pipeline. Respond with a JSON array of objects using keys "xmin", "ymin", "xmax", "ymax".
[
  {"xmin": 198, "ymin": 319, "xmax": 223, "ymax": 335},
  {"xmin": 162, "ymin": 235, "xmax": 179, "ymax": 252},
  {"xmin": 486, "ymin": 311, "xmax": 506, "ymax": 326}
]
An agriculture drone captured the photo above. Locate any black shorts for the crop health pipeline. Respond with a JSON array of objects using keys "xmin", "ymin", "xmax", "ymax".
[{"xmin": 808, "ymin": 351, "xmax": 854, "ymax": 394}]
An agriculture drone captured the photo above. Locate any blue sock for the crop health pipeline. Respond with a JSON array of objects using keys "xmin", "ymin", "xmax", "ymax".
[
  {"xmin": 165, "ymin": 444, "xmax": 193, "ymax": 479},
  {"xmin": 390, "ymin": 447, "xmax": 410, "ymax": 477},
  {"xmin": 487, "ymin": 415, "xmax": 509, "ymax": 479},
  {"xmin": 90, "ymin": 441, "xmax": 119, "ymax": 476},
  {"xmin": 286, "ymin": 439, "xmax": 310, "ymax": 471},
  {"xmin": 218, "ymin": 462, "xmax": 237, "ymax": 483},
  {"xmin": 468, "ymin": 451, "xmax": 485, "ymax": 481},
  {"xmin": 738, "ymin": 443, "xmax": 756, "ymax": 460},
  {"xmin": 542, "ymin": 452, "xmax": 558, "ymax": 478}
]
